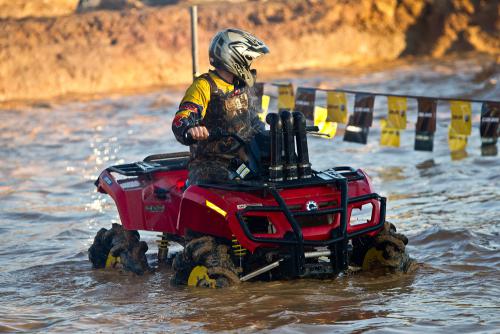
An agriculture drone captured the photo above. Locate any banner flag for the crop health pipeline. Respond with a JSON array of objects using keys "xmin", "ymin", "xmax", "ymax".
[
  {"xmin": 448, "ymin": 125, "xmax": 468, "ymax": 152},
  {"xmin": 326, "ymin": 91, "xmax": 348, "ymax": 123},
  {"xmin": 450, "ymin": 100, "xmax": 472, "ymax": 135},
  {"xmin": 480, "ymin": 102, "xmax": 499, "ymax": 156},
  {"xmin": 415, "ymin": 98, "xmax": 437, "ymax": 151},
  {"xmin": 295, "ymin": 87, "xmax": 316, "ymax": 120},
  {"xmin": 259, "ymin": 95, "xmax": 271, "ymax": 122},
  {"xmin": 387, "ymin": 96, "xmax": 407, "ymax": 130},
  {"xmin": 380, "ymin": 119, "xmax": 400, "ymax": 147},
  {"xmin": 253, "ymin": 82, "xmax": 264, "ymax": 110},
  {"xmin": 414, "ymin": 131, "xmax": 434, "ymax": 151},
  {"xmin": 277, "ymin": 83, "xmax": 295, "ymax": 110},
  {"xmin": 314, "ymin": 106, "xmax": 337, "ymax": 138},
  {"xmin": 344, "ymin": 115, "xmax": 369, "ymax": 144},
  {"xmin": 416, "ymin": 98, "xmax": 437, "ymax": 133},
  {"xmin": 480, "ymin": 102, "xmax": 499, "ymax": 142},
  {"xmin": 351, "ymin": 93, "xmax": 375, "ymax": 127}
]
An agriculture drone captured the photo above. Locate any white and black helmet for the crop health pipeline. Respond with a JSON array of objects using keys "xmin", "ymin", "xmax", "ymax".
[{"xmin": 209, "ymin": 28, "xmax": 269, "ymax": 87}]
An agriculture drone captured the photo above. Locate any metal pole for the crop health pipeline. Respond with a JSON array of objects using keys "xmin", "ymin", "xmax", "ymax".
[{"xmin": 190, "ymin": 5, "xmax": 199, "ymax": 79}]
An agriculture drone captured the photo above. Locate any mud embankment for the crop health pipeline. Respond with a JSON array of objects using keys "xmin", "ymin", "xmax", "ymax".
[{"xmin": 0, "ymin": 0, "xmax": 498, "ymax": 103}]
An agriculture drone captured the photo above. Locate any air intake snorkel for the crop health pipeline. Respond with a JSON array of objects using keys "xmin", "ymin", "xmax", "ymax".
[
  {"xmin": 292, "ymin": 111, "xmax": 312, "ymax": 179},
  {"xmin": 266, "ymin": 113, "xmax": 283, "ymax": 182},
  {"xmin": 280, "ymin": 110, "xmax": 298, "ymax": 180}
]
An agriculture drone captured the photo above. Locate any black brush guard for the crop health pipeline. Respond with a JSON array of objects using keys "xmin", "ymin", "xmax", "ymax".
[{"xmin": 201, "ymin": 167, "xmax": 386, "ymax": 278}]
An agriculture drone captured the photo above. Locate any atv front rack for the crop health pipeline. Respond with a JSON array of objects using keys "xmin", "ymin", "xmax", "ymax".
[{"xmin": 199, "ymin": 169, "xmax": 386, "ymax": 277}]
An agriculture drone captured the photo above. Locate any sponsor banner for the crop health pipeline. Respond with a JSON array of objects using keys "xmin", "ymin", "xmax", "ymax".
[
  {"xmin": 416, "ymin": 98, "xmax": 437, "ymax": 133},
  {"xmin": 259, "ymin": 95, "xmax": 270, "ymax": 122},
  {"xmin": 387, "ymin": 96, "xmax": 407, "ymax": 130},
  {"xmin": 450, "ymin": 100, "xmax": 472, "ymax": 136},
  {"xmin": 344, "ymin": 115, "xmax": 369, "ymax": 144},
  {"xmin": 253, "ymin": 82, "xmax": 264, "ymax": 111},
  {"xmin": 351, "ymin": 93, "xmax": 375, "ymax": 127},
  {"xmin": 295, "ymin": 87, "xmax": 316, "ymax": 120},
  {"xmin": 380, "ymin": 119, "xmax": 400, "ymax": 147},
  {"xmin": 448, "ymin": 125, "xmax": 468, "ymax": 152},
  {"xmin": 480, "ymin": 102, "xmax": 500, "ymax": 141},
  {"xmin": 277, "ymin": 83, "xmax": 295, "ymax": 110},
  {"xmin": 326, "ymin": 91, "xmax": 348, "ymax": 124},
  {"xmin": 314, "ymin": 106, "xmax": 337, "ymax": 138},
  {"xmin": 414, "ymin": 131, "xmax": 434, "ymax": 151}
]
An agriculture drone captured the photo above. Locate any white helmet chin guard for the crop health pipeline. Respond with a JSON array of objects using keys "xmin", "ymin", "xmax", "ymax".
[{"xmin": 209, "ymin": 28, "xmax": 269, "ymax": 87}]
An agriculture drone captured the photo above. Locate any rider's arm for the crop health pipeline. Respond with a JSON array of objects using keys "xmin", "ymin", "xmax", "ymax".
[{"xmin": 172, "ymin": 78, "xmax": 210, "ymax": 145}]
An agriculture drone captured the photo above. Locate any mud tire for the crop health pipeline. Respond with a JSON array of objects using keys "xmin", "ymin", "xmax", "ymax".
[
  {"xmin": 88, "ymin": 223, "xmax": 150, "ymax": 275},
  {"xmin": 351, "ymin": 222, "xmax": 414, "ymax": 272},
  {"xmin": 171, "ymin": 236, "xmax": 240, "ymax": 288}
]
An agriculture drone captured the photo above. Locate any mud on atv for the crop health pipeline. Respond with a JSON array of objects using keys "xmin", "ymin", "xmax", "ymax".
[{"xmin": 90, "ymin": 111, "xmax": 413, "ymax": 287}]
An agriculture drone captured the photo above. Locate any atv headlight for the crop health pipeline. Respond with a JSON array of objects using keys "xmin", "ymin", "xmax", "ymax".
[{"xmin": 350, "ymin": 203, "xmax": 373, "ymax": 226}]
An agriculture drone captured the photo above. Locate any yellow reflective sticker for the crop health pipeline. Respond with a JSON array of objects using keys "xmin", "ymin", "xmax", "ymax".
[
  {"xmin": 277, "ymin": 83, "xmax": 295, "ymax": 110},
  {"xmin": 387, "ymin": 96, "xmax": 407, "ymax": 130},
  {"xmin": 206, "ymin": 200, "xmax": 227, "ymax": 217},
  {"xmin": 314, "ymin": 106, "xmax": 337, "ymax": 138},
  {"xmin": 326, "ymin": 91, "xmax": 348, "ymax": 124},
  {"xmin": 380, "ymin": 119, "xmax": 400, "ymax": 147},
  {"xmin": 450, "ymin": 100, "xmax": 472, "ymax": 135},
  {"xmin": 448, "ymin": 124, "xmax": 468, "ymax": 152},
  {"xmin": 258, "ymin": 94, "xmax": 270, "ymax": 122}
]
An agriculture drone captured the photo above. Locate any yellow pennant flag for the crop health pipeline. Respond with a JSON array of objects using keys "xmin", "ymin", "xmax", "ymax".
[
  {"xmin": 277, "ymin": 83, "xmax": 295, "ymax": 110},
  {"xmin": 326, "ymin": 91, "xmax": 348, "ymax": 124},
  {"xmin": 314, "ymin": 106, "xmax": 337, "ymax": 138},
  {"xmin": 258, "ymin": 95, "xmax": 270, "ymax": 122},
  {"xmin": 380, "ymin": 119, "xmax": 400, "ymax": 147},
  {"xmin": 448, "ymin": 124, "xmax": 468, "ymax": 152},
  {"xmin": 450, "ymin": 100, "xmax": 472, "ymax": 135},
  {"xmin": 387, "ymin": 96, "xmax": 407, "ymax": 130}
]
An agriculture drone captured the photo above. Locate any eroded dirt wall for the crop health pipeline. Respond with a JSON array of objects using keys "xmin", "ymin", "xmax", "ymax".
[{"xmin": 0, "ymin": 0, "xmax": 498, "ymax": 102}]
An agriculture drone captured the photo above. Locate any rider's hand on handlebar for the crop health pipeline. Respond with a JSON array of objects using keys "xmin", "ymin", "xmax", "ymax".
[{"xmin": 188, "ymin": 126, "xmax": 209, "ymax": 141}]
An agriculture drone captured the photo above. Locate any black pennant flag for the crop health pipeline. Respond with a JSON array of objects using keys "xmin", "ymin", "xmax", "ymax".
[
  {"xmin": 343, "ymin": 94, "xmax": 374, "ymax": 144},
  {"xmin": 294, "ymin": 87, "xmax": 316, "ymax": 120},
  {"xmin": 480, "ymin": 102, "xmax": 500, "ymax": 156},
  {"xmin": 415, "ymin": 98, "xmax": 437, "ymax": 151},
  {"xmin": 351, "ymin": 93, "xmax": 375, "ymax": 127},
  {"xmin": 252, "ymin": 82, "xmax": 265, "ymax": 113}
]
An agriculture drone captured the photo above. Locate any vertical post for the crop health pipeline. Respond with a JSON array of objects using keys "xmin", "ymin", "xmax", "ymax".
[{"xmin": 190, "ymin": 5, "xmax": 199, "ymax": 79}]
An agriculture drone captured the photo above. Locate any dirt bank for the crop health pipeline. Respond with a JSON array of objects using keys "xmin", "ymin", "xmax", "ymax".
[{"xmin": 0, "ymin": 0, "xmax": 498, "ymax": 103}]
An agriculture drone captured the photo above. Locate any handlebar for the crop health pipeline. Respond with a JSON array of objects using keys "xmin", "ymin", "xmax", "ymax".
[{"xmin": 185, "ymin": 125, "xmax": 320, "ymax": 144}]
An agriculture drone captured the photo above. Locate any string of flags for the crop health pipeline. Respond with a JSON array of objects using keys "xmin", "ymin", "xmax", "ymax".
[{"xmin": 253, "ymin": 82, "xmax": 499, "ymax": 158}]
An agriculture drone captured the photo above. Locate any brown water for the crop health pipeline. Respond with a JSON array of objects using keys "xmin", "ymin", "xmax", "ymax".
[{"xmin": 1, "ymin": 54, "xmax": 499, "ymax": 333}]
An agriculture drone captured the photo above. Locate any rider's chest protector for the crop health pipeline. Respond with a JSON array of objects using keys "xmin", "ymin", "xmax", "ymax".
[{"xmin": 193, "ymin": 74, "xmax": 255, "ymax": 159}]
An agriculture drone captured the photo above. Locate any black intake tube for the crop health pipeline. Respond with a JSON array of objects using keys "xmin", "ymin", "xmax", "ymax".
[
  {"xmin": 279, "ymin": 110, "xmax": 298, "ymax": 180},
  {"xmin": 292, "ymin": 111, "xmax": 312, "ymax": 178},
  {"xmin": 266, "ymin": 113, "xmax": 283, "ymax": 182}
]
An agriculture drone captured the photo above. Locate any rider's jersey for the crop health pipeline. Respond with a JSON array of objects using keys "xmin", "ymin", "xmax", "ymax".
[{"xmin": 172, "ymin": 70, "xmax": 264, "ymax": 161}]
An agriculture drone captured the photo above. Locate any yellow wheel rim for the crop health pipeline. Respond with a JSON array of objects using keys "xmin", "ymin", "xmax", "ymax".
[
  {"xmin": 188, "ymin": 265, "xmax": 216, "ymax": 288},
  {"xmin": 362, "ymin": 247, "xmax": 385, "ymax": 271},
  {"xmin": 105, "ymin": 253, "xmax": 121, "ymax": 269}
]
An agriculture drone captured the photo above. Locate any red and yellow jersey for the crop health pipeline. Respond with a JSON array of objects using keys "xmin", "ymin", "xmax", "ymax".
[{"xmin": 172, "ymin": 71, "xmax": 234, "ymax": 143}]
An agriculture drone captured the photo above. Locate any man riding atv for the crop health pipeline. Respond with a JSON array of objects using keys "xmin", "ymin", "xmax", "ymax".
[
  {"xmin": 88, "ymin": 29, "xmax": 414, "ymax": 286},
  {"xmin": 172, "ymin": 28, "xmax": 269, "ymax": 184}
]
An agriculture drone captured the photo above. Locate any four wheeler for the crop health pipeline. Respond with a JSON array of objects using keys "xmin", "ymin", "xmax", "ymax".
[{"xmin": 89, "ymin": 111, "xmax": 412, "ymax": 287}]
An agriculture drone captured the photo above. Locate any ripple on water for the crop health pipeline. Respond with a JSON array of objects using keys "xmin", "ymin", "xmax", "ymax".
[{"xmin": 0, "ymin": 54, "xmax": 499, "ymax": 333}]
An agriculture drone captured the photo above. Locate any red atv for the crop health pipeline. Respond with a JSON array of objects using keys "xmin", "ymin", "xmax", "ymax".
[{"xmin": 89, "ymin": 111, "xmax": 411, "ymax": 287}]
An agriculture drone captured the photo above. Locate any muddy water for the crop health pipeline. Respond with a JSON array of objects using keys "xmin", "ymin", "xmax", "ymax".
[{"xmin": 0, "ymin": 54, "xmax": 499, "ymax": 333}]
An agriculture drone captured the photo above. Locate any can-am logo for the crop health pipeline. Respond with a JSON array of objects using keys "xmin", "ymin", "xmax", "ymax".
[{"xmin": 305, "ymin": 200, "xmax": 318, "ymax": 211}]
